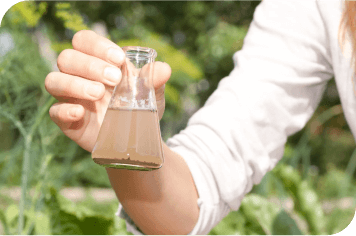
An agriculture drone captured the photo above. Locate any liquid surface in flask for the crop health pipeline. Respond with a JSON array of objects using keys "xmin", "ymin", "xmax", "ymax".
[{"xmin": 92, "ymin": 108, "xmax": 164, "ymax": 171}]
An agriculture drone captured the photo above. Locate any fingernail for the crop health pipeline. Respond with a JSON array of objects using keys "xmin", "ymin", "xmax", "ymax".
[
  {"xmin": 107, "ymin": 47, "xmax": 125, "ymax": 65},
  {"xmin": 86, "ymin": 83, "xmax": 103, "ymax": 98},
  {"xmin": 104, "ymin": 67, "xmax": 121, "ymax": 84},
  {"xmin": 69, "ymin": 107, "xmax": 78, "ymax": 118}
]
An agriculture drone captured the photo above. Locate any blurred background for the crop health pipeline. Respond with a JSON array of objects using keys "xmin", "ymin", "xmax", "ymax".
[{"xmin": 0, "ymin": 1, "xmax": 355, "ymax": 235}]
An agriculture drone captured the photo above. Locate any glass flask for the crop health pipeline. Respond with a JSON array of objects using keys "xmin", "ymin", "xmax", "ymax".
[{"xmin": 92, "ymin": 46, "xmax": 164, "ymax": 171}]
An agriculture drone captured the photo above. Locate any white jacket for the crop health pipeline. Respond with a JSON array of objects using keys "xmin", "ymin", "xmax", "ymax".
[{"xmin": 118, "ymin": 0, "xmax": 355, "ymax": 234}]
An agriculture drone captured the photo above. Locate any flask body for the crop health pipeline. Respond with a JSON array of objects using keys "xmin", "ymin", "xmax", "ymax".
[{"xmin": 92, "ymin": 47, "xmax": 163, "ymax": 171}]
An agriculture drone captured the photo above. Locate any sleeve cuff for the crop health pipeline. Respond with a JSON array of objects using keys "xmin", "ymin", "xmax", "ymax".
[{"xmin": 168, "ymin": 145, "xmax": 231, "ymax": 235}]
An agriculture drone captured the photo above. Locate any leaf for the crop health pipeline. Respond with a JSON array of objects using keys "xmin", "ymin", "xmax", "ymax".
[
  {"xmin": 56, "ymin": 193, "xmax": 95, "ymax": 220},
  {"xmin": 50, "ymin": 212, "xmax": 83, "ymax": 235},
  {"xmin": 50, "ymin": 42, "xmax": 73, "ymax": 54},
  {"xmin": 0, "ymin": 208, "xmax": 12, "ymax": 235},
  {"xmin": 273, "ymin": 165, "xmax": 301, "ymax": 195},
  {"xmin": 197, "ymin": 22, "xmax": 247, "ymax": 63},
  {"xmin": 326, "ymin": 208, "xmax": 356, "ymax": 235},
  {"xmin": 34, "ymin": 212, "xmax": 51, "ymax": 235},
  {"xmin": 273, "ymin": 164, "xmax": 326, "ymax": 234},
  {"xmin": 272, "ymin": 210, "xmax": 303, "ymax": 235},
  {"xmin": 4, "ymin": 204, "xmax": 19, "ymax": 234},
  {"xmin": 240, "ymin": 194, "xmax": 280, "ymax": 235},
  {"xmin": 55, "ymin": 3, "xmax": 88, "ymax": 33},
  {"xmin": 240, "ymin": 194, "xmax": 304, "ymax": 235},
  {"xmin": 209, "ymin": 211, "xmax": 246, "ymax": 235},
  {"xmin": 79, "ymin": 216, "xmax": 114, "ymax": 235},
  {"xmin": 5, "ymin": 204, "xmax": 19, "ymax": 226},
  {"xmin": 45, "ymin": 188, "xmax": 115, "ymax": 235},
  {"xmin": 297, "ymin": 181, "xmax": 325, "ymax": 235},
  {"xmin": 10, "ymin": 2, "xmax": 47, "ymax": 27},
  {"xmin": 113, "ymin": 216, "xmax": 131, "ymax": 235},
  {"xmin": 55, "ymin": 3, "xmax": 71, "ymax": 10}
]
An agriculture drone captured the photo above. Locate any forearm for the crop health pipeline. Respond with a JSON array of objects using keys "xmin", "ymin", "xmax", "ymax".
[{"xmin": 106, "ymin": 142, "xmax": 199, "ymax": 235}]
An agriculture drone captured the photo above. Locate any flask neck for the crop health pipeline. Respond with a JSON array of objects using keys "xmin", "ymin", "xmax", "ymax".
[{"xmin": 109, "ymin": 46, "xmax": 157, "ymax": 110}]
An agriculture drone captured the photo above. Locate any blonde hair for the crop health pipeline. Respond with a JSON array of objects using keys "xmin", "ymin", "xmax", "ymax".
[
  {"xmin": 339, "ymin": 1, "xmax": 356, "ymax": 95},
  {"xmin": 340, "ymin": 1, "xmax": 356, "ymax": 66}
]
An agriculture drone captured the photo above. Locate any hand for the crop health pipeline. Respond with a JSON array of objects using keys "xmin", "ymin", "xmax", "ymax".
[{"xmin": 45, "ymin": 30, "xmax": 171, "ymax": 152}]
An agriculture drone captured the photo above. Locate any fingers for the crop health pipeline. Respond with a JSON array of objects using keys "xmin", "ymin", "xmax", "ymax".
[
  {"xmin": 49, "ymin": 103, "xmax": 85, "ymax": 124},
  {"xmin": 72, "ymin": 30, "xmax": 125, "ymax": 66},
  {"xmin": 45, "ymin": 72, "xmax": 105, "ymax": 101},
  {"xmin": 71, "ymin": 31, "xmax": 171, "ymax": 89},
  {"xmin": 57, "ymin": 49, "xmax": 122, "ymax": 87},
  {"xmin": 57, "ymin": 30, "xmax": 171, "ymax": 105},
  {"xmin": 153, "ymin": 61, "xmax": 172, "ymax": 89}
]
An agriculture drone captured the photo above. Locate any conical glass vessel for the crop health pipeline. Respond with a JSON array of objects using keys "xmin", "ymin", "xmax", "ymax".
[{"xmin": 92, "ymin": 46, "xmax": 164, "ymax": 171}]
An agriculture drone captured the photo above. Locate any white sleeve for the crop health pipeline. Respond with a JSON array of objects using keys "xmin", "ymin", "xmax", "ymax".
[
  {"xmin": 117, "ymin": 0, "xmax": 334, "ymax": 234},
  {"xmin": 166, "ymin": 0, "xmax": 334, "ymax": 234}
]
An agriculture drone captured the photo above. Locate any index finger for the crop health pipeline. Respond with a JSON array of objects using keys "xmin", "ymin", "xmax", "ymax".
[{"xmin": 72, "ymin": 30, "xmax": 125, "ymax": 66}]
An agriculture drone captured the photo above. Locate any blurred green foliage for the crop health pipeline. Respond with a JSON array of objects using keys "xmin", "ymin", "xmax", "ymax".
[
  {"xmin": 0, "ymin": 1, "xmax": 355, "ymax": 235},
  {"xmin": 5, "ymin": 1, "xmax": 47, "ymax": 28}
]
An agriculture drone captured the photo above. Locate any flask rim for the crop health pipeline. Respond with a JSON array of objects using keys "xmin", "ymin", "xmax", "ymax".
[{"xmin": 121, "ymin": 46, "xmax": 157, "ymax": 59}]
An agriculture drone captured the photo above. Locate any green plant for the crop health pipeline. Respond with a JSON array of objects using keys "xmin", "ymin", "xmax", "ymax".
[
  {"xmin": 1, "ymin": 3, "xmax": 79, "ymax": 234},
  {"xmin": 0, "ymin": 2, "xmax": 207, "ymax": 234},
  {"xmin": 1, "ymin": 1, "xmax": 356, "ymax": 235},
  {"xmin": 272, "ymin": 164, "xmax": 326, "ymax": 235},
  {"xmin": 0, "ymin": 187, "xmax": 130, "ymax": 235},
  {"xmin": 326, "ymin": 208, "xmax": 356, "ymax": 235},
  {"xmin": 209, "ymin": 194, "xmax": 302, "ymax": 235}
]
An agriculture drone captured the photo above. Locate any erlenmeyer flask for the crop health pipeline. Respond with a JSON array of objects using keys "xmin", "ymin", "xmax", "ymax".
[{"xmin": 92, "ymin": 46, "xmax": 164, "ymax": 171}]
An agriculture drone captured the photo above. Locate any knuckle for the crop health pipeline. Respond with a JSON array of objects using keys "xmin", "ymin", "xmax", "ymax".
[
  {"xmin": 57, "ymin": 49, "xmax": 74, "ymax": 70},
  {"xmin": 67, "ymin": 78, "xmax": 84, "ymax": 97},
  {"xmin": 65, "ymin": 80, "xmax": 76, "ymax": 96},
  {"xmin": 70, "ymin": 78, "xmax": 82, "ymax": 90},
  {"xmin": 86, "ymin": 60, "xmax": 97, "ymax": 76}
]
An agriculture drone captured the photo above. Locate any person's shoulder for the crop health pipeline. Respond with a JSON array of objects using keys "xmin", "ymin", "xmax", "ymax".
[{"xmin": 316, "ymin": 0, "xmax": 343, "ymax": 22}]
